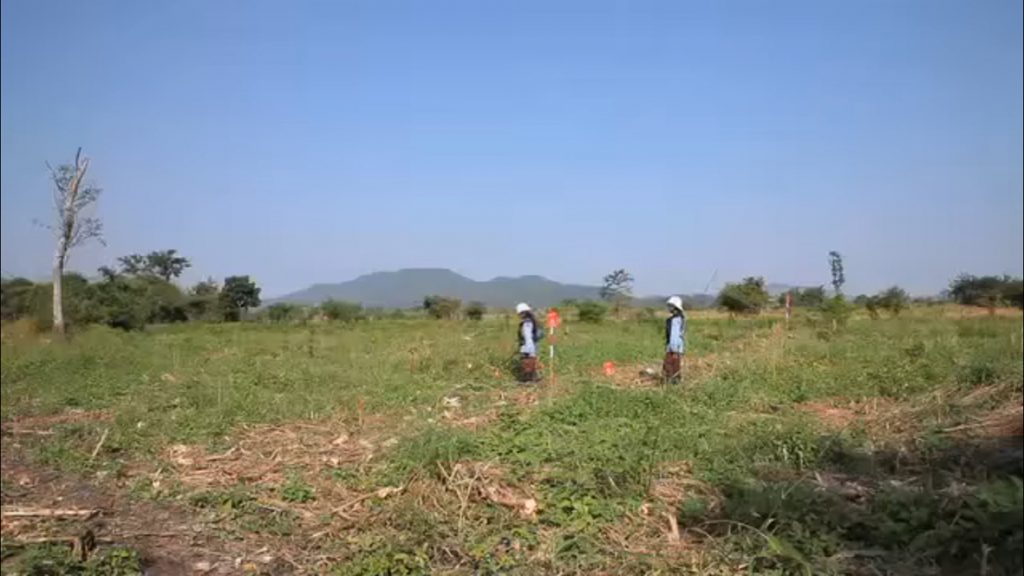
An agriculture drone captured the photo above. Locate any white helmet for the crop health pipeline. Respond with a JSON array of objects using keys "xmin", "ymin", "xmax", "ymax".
[
  {"xmin": 515, "ymin": 302, "xmax": 531, "ymax": 314},
  {"xmin": 667, "ymin": 296, "xmax": 683, "ymax": 311}
]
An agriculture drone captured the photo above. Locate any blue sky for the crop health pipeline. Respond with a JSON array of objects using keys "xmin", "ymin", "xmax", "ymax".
[{"xmin": 2, "ymin": 0, "xmax": 1021, "ymax": 297}]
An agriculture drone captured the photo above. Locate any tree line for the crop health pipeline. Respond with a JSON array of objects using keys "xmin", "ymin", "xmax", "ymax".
[
  {"xmin": 714, "ymin": 253, "xmax": 1023, "ymax": 316},
  {"xmin": 8, "ymin": 150, "xmax": 1021, "ymax": 333},
  {"xmin": 1, "ymin": 251, "xmax": 261, "ymax": 331}
]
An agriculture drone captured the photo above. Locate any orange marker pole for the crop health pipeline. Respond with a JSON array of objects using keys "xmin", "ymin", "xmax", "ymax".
[
  {"xmin": 546, "ymin": 309, "xmax": 561, "ymax": 385},
  {"xmin": 549, "ymin": 325, "xmax": 556, "ymax": 384}
]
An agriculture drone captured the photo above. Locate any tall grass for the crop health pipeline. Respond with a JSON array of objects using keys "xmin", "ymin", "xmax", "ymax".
[{"xmin": 2, "ymin": 310, "xmax": 1021, "ymax": 574}]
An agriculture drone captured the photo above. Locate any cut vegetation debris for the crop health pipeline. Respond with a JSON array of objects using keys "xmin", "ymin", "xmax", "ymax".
[{"xmin": 2, "ymin": 310, "xmax": 1022, "ymax": 574}]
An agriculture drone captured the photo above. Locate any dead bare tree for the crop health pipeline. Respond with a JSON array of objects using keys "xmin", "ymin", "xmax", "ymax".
[{"xmin": 46, "ymin": 148, "xmax": 103, "ymax": 337}]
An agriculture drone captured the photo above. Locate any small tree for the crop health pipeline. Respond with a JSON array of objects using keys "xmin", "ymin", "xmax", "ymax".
[
  {"xmin": 718, "ymin": 277, "xmax": 770, "ymax": 314},
  {"xmin": 600, "ymin": 269, "xmax": 634, "ymax": 317},
  {"xmin": 118, "ymin": 250, "xmax": 191, "ymax": 281},
  {"xmin": 117, "ymin": 254, "xmax": 148, "ymax": 276},
  {"xmin": 220, "ymin": 276, "xmax": 261, "ymax": 321},
  {"xmin": 577, "ymin": 300, "xmax": 608, "ymax": 323},
  {"xmin": 828, "ymin": 251, "xmax": 845, "ymax": 295},
  {"xmin": 145, "ymin": 249, "xmax": 191, "ymax": 281},
  {"xmin": 46, "ymin": 148, "xmax": 103, "ymax": 336},
  {"xmin": 876, "ymin": 286, "xmax": 909, "ymax": 317},
  {"xmin": 820, "ymin": 252, "xmax": 852, "ymax": 329},
  {"xmin": 465, "ymin": 301, "xmax": 486, "ymax": 321}
]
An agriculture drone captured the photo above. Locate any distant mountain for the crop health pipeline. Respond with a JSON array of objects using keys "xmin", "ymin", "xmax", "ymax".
[
  {"xmin": 270, "ymin": 269, "xmax": 822, "ymax": 309},
  {"xmin": 270, "ymin": 268, "xmax": 603, "ymax": 308}
]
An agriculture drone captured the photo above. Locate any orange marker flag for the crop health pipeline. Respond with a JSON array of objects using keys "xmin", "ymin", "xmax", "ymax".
[
  {"xmin": 546, "ymin": 309, "xmax": 561, "ymax": 383},
  {"xmin": 603, "ymin": 361, "xmax": 616, "ymax": 376}
]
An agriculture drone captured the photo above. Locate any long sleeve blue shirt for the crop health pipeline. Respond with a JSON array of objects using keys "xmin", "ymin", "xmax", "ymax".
[
  {"xmin": 520, "ymin": 319, "xmax": 536, "ymax": 357},
  {"xmin": 666, "ymin": 314, "xmax": 686, "ymax": 354}
]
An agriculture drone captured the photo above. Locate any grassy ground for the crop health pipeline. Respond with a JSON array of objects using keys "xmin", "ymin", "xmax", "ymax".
[{"xmin": 1, "ymin": 309, "xmax": 1021, "ymax": 575}]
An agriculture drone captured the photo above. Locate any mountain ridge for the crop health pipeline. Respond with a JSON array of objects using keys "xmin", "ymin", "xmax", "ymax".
[{"xmin": 270, "ymin": 268, "xmax": 715, "ymax": 309}]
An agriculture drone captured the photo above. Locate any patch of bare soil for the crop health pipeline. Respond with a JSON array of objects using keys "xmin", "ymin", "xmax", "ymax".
[
  {"xmin": 796, "ymin": 401, "xmax": 864, "ymax": 430},
  {"xmin": 797, "ymin": 385, "xmax": 1024, "ymax": 443},
  {"xmin": 940, "ymin": 387, "xmax": 1024, "ymax": 439},
  {"xmin": 947, "ymin": 306, "xmax": 1022, "ymax": 318},
  {"xmin": 1, "ymin": 436, "xmax": 289, "ymax": 575},
  {"xmin": 1, "ymin": 409, "xmax": 113, "ymax": 435},
  {"xmin": 443, "ymin": 408, "xmax": 501, "ymax": 431},
  {"xmin": 161, "ymin": 422, "xmax": 376, "ymax": 490},
  {"xmin": 437, "ymin": 461, "xmax": 537, "ymax": 522},
  {"xmin": 1, "ymin": 413, "xmax": 420, "ymax": 574},
  {"xmin": 603, "ymin": 461, "xmax": 728, "ymax": 571},
  {"xmin": 597, "ymin": 355, "xmax": 724, "ymax": 390},
  {"xmin": 150, "ymin": 419, "xmax": 418, "ymax": 535}
]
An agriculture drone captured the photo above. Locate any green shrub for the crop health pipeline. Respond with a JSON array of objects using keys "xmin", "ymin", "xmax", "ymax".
[
  {"xmin": 820, "ymin": 295, "xmax": 853, "ymax": 328},
  {"xmin": 876, "ymin": 286, "xmax": 910, "ymax": 316},
  {"xmin": 281, "ymin": 473, "xmax": 316, "ymax": 503},
  {"xmin": 718, "ymin": 277, "xmax": 770, "ymax": 314},
  {"xmin": 267, "ymin": 302, "xmax": 302, "ymax": 323},
  {"xmin": 465, "ymin": 301, "xmax": 486, "ymax": 320},
  {"xmin": 423, "ymin": 295, "xmax": 461, "ymax": 319},
  {"xmin": 576, "ymin": 300, "xmax": 608, "ymax": 323},
  {"xmin": 320, "ymin": 299, "xmax": 364, "ymax": 322}
]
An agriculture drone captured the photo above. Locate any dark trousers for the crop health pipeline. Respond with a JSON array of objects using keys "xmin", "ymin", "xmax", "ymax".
[
  {"xmin": 519, "ymin": 355, "xmax": 539, "ymax": 383},
  {"xmin": 663, "ymin": 352, "xmax": 682, "ymax": 383}
]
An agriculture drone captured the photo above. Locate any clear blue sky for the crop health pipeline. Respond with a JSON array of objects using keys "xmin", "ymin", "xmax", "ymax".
[{"xmin": 2, "ymin": 0, "xmax": 1021, "ymax": 297}]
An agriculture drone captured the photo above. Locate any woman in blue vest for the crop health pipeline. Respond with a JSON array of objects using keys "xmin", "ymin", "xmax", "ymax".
[
  {"xmin": 663, "ymin": 296, "xmax": 687, "ymax": 383},
  {"xmin": 516, "ymin": 302, "xmax": 540, "ymax": 383}
]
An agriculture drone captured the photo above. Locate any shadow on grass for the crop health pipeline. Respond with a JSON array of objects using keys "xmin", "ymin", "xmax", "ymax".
[{"xmin": 709, "ymin": 433, "xmax": 1023, "ymax": 576}]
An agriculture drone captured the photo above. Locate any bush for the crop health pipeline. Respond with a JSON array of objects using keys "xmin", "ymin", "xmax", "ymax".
[
  {"xmin": 718, "ymin": 277, "xmax": 770, "ymax": 314},
  {"xmin": 949, "ymin": 274, "xmax": 1024, "ymax": 309},
  {"xmin": 267, "ymin": 303, "xmax": 302, "ymax": 323},
  {"xmin": 185, "ymin": 294, "xmax": 221, "ymax": 321},
  {"xmin": 423, "ymin": 295, "xmax": 461, "ymax": 319},
  {"xmin": 90, "ymin": 277, "xmax": 151, "ymax": 331},
  {"xmin": 781, "ymin": 286, "xmax": 827, "ymax": 308},
  {"xmin": 876, "ymin": 286, "xmax": 909, "ymax": 316},
  {"xmin": 864, "ymin": 296, "xmax": 880, "ymax": 319},
  {"xmin": 820, "ymin": 295, "xmax": 854, "ymax": 328},
  {"xmin": 137, "ymin": 276, "xmax": 187, "ymax": 324},
  {"xmin": 576, "ymin": 300, "xmax": 608, "ymax": 323},
  {"xmin": 26, "ymin": 274, "xmax": 105, "ymax": 331},
  {"xmin": 465, "ymin": 301, "xmax": 486, "ymax": 320},
  {"xmin": 1, "ymin": 277, "xmax": 35, "ymax": 320},
  {"xmin": 320, "ymin": 299, "xmax": 364, "ymax": 322}
]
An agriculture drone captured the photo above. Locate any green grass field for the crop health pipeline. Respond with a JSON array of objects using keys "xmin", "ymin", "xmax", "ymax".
[{"xmin": 2, "ymin": 309, "xmax": 1022, "ymax": 575}]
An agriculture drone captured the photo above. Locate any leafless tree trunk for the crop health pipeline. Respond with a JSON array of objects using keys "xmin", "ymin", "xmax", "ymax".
[
  {"xmin": 52, "ymin": 235, "xmax": 68, "ymax": 335},
  {"xmin": 48, "ymin": 148, "xmax": 102, "ymax": 337}
]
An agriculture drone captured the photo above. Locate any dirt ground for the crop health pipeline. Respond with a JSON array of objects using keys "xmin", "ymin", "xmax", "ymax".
[{"xmin": 1, "ymin": 416, "xmax": 319, "ymax": 575}]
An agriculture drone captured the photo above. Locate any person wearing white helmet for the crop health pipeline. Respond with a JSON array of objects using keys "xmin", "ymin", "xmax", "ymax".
[
  {"xmin": 515, "ymin": 302, "xmax": 542, "ymax": 382},
  {"xmin": 663, "ymin": 296, "xmax": 687, "ymax": 383}
]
